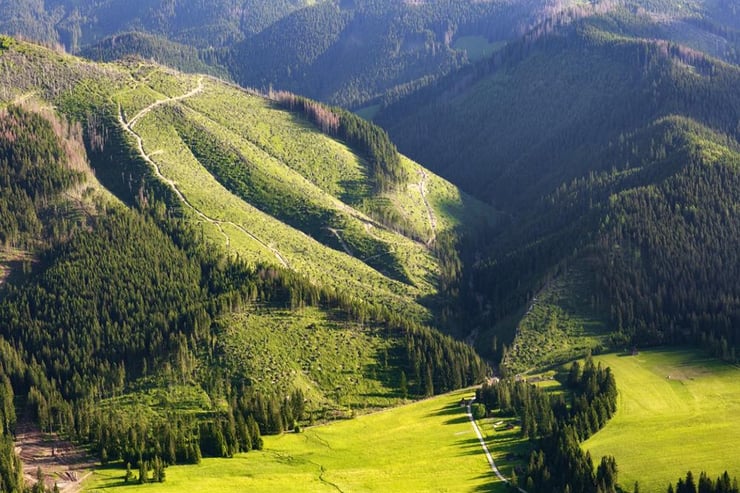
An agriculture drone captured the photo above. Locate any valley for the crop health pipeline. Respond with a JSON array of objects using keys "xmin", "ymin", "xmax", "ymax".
[{"xmin": 1, "ymin": 1, "xmax": 740, "ymax": 492}]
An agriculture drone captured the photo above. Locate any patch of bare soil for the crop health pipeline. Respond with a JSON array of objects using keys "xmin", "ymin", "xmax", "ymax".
[
  {"xmin": 15, "ymin": 425, "xmax": 96, "ymax": 493},
  {"xmin": 0, "ymin": 249, "xmax": 33, "ymax": 287}
]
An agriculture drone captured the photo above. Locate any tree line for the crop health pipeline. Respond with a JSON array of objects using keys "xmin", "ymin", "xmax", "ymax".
[{"xmin": 476, "ymin": 356, "xmax": 618, "ymax": 493}]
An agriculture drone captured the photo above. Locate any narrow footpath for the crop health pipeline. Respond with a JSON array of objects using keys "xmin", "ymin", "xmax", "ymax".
[{"xmin": 117, "ymin": 77, "xmax": 290, "ymax": 268}]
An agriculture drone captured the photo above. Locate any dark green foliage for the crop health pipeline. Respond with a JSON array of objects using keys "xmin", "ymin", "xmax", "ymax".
[
  {"xmin": 378, "ymin": 23, "xmax": 740, "ymax": 212},
  {"xmin": 81, "ymin": 33, "xmax": 228, "ymax": 78},
  {"xmin": 402, "ymin": 325, "xmax": 486, "ymax": 397},
  {"xmin": 596, "ymin": 145, "xmax": 740, "ymax": 352},
  {"xmin": 0, "ymin": 208, "xmax": 205, "ymax": 396},
  {"xmin": 228, "ymin": 0, "xmax": 570, "ymax": 107},
  {"xmin": 668, "ymin": 471, "xmax": 740, "ymax": 493},
  {"xmin": 377, "ymin": 19, "xmax": 740, "ymax": 364},
  {"xmin": 470, "ymin": 402, "xmax": 486, "ymax": 420},
  {"xmin": 476, "ymin": 356, "xmax": 618, "ymax": 493},
  {"xmin": 0, "ymin": 106, "xmax": 83, "ymax": 247},
  {"xmin": 0, "ymin": 374, "xmax": 21, "ymax": 493}
]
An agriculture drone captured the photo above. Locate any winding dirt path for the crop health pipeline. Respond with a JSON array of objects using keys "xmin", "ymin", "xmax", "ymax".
[
  {"xmin": 117, "ymin": 78, "xmax": 290, "ymax": 268},
  {"xmin": 326, "ymin": 227, "xmax": 353, "ymax": 257},
  {"xmin": 128, "ymin": 79, "xmax": 204, "ymax": 128},
  {"xmin": 417, "ymin": 168, "xmax": 437, "ymax": 245}
]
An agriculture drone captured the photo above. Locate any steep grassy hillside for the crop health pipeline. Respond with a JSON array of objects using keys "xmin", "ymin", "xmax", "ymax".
[{"xmin": 0, "ymin": 36, "xmax": 490, "ymax": 490}]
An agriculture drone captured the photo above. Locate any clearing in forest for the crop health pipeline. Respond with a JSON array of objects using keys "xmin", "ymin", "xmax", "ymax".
[{"xmin": 584, "ymin": 349, "xmax": 740, "ymax": 492}]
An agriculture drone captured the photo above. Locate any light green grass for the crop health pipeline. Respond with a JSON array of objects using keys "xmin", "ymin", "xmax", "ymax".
[
  {"xmin": 504, "ymin": 267, "xmax": 611, "ymax": 374},
  {"xmin": 217, "ymin": 307, "xmax": 402, "ymax": 413},
  {"xmin": 127, "ymin": 101, "xmax": 430, "ymax": 319},
  {"xmin": 584, "ymin": 349, "xmax": 740, "ymax": 492},
  {"xmin": 85, "ymin": 389, "xmax": 510, "ymax": 493}
]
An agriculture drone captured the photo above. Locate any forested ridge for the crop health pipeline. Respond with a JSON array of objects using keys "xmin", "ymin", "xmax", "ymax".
[{"xmin": 0, "ymin": 0, "xmax": 578, "ymax": 108}]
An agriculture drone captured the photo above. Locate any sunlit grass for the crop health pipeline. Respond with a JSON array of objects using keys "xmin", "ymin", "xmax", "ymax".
[
  {"xmin": 85, "ymin": 389, "xmax": 511, "ymax": 493},
  {"xmin": 585, "ymin": 349, "xmax": 740, "ymax": 492}
]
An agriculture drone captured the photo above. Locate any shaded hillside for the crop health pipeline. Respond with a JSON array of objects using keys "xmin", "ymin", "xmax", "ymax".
[
  {"xmin": 0, "ymin": 0, "xmax": 307, "ymax": 50},
  {"xmin": 2, "ymin": 0, "xmax": 739, "ymax": 113},
  {"xmin": 0, "ymin": 0, "xmax": 580, "ymax": 109},
  {"xmin": 228, "ymin": 0, "xmax": 573, "ymax": 107},
  {"xmin": 81, "ymin": 32, "xmax": 229, "ymax": 79},
  {"xmin": 375, "ymin": 23, "xmax": 740, "ymax": 368},
  {"xmin": 378, "ymin": 24, "xmax": 740, "ymax": 211}
]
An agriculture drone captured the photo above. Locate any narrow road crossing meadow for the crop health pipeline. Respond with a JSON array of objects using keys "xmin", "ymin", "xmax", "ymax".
[{"xmin": 467, "ymin": 397, "xmax": 527, "ymax": 493}]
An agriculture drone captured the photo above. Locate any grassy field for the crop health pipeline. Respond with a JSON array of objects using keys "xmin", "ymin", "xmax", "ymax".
[
  {"xmin": 85, "ymin": 389, "xmax": 513, "ymax": 493},
  {"xmin": 584, "ymin": 349, "xmax": 740, "ymax": 492}
]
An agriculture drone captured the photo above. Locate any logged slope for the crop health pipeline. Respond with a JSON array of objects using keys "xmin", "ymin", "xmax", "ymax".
[
  {"xmin": 107, "ymin": 64, "xmax": 495, "ymax": 322},
  {"xmin": 0, "ymin": 38, "xmax": 489, "ymax": 489}
]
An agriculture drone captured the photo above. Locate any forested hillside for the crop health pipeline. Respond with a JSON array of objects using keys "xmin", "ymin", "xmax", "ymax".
[
  {"xmin": 4, "ymin": 0, "xmax": 738, "ymax": 111},
  {"xmin": 376, "ymin": 18, "xmax": 740, "ymax": 370},
  {"xmin": 0, "ymin": 36, "xmax": 490, "ymax": 490},
  {"xmin": 0, "ymin": 0, "xmax": 580, "ymax": 108},
  {"xmin": 228, "ymin": 0, "xmax": 564, "ymax": 107},
  {"xmin": 81, "ymin": 33, "xmax": 229, "ymax": 78}
]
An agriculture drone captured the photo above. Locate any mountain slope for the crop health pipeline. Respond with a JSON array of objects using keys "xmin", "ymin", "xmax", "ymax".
[
  {"xmin": 374, "ymin": 23, "xmax": 740, "ymax": 369},
  {"xmin": 228, "ymin": 0, "xmax": 575, "ymax": 108},
  {"xmin": 378, "ymin": 24, "xmax": 740, "ymax": 210},
  {"xmin": 0, "ymin": 36, "xmax": 489, "ymax": 484}
]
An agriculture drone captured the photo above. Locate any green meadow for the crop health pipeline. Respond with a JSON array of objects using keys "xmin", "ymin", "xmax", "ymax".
[
  {"xmin": 85, "ymin": 389, "xmax": 511, "ymax": 493},
  {"xmin": 584, "ymin": 349, "xmax": 740, "ymax": 492}
]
